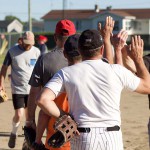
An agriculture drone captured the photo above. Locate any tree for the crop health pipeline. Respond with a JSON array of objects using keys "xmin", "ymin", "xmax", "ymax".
[{"xmin": 5, "ymin": 15, "xmax": 22, "ymax": 23}]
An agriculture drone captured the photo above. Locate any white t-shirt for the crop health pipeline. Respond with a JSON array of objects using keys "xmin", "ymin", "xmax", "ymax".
[{"xmin": 45, "ymin": 59, "xmax": 140, "ymax": 127}]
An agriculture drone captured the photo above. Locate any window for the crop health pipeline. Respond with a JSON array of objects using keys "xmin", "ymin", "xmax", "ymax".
[
  {"xmin": 133, "ymin": 21, "xmax": 137, "ymax": 29},
  {"xmin": 125, "ymin": 21, "xmax": 132, "ymax": 30},
  {"xmin": 138, "ymin": 22, "xmax": 141, "ymax": 30}
]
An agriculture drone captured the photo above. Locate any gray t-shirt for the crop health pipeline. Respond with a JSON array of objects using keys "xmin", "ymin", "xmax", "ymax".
[
  {"xmin": 3, "ymin": 45, "xmax": 41, "ymax": 94},
  {"xmin": 29, "ymin": 47, "xmax": 68, "ymax": 87}
]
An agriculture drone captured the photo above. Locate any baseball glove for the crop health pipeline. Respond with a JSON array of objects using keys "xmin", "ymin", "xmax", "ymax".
[
  {"xmin": 48, "ymin": 114, "xmax": 78, "ymax": 148},
  {"xmin": 23, "ymin": 126, "xmax": 36, "ymax": 147},
  {"xmin": 0, "ymin": 89, "xmax": 8, "ymax": 103}
]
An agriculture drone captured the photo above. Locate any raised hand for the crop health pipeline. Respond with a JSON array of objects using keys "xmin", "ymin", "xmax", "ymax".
[
  {"xmin": 128, "ymin": 35, "xmax": 144, "ymax": 62},
  {"xmin": 98, "ymin": 16, "xmax": 115, "ymax": 41},
  {"xmin": 98, "ymin": 16, "xmax": 115, "ymax": 64},
  {"xmin": 111, "ymin": 30, "xmax": 128, "ymax": 51}
]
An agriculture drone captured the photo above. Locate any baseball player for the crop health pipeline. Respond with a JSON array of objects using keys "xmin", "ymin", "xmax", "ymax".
[
  {"xmin": 36, "ymin": 29, "xmax": 150, "ymax": 150},
  {"xmin": 25, "ymin": 19, "xmax": 76, "ymax": 149},
  {"xmin": 112, "ymin": 30, "xmax": 150, "ymax": 148},
  {"xmin": 36, "ymin": 35, "xmax": 48, "ymax": 54},
  {"xmin": 44, "ymin": 34, "xmax": 82, "ymax": 150},
  {"xmin": 0, "ymin": 31, "xmax": 40, "ymax": 149}
]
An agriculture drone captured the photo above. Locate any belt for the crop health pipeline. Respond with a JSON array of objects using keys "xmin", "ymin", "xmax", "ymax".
[{"xmin": 77, "ymin": 125, "xmax": 120, "ymax": 133}]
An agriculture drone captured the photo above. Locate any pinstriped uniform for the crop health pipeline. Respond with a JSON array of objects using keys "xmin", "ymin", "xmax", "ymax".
[
  {"xmin": 70, "ymin": 128, "xmax": 123, "ymax": 150},
  {"xmin": 46, "ymin": 59, "xmax": 141, "ymax": 150}
]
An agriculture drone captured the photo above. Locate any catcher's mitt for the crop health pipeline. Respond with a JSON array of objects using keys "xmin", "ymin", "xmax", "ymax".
[
  {"xmin": 48, "ymin": 114, "xmax": 78, "ymax": 148},
  {"xmin": 23, "ymin": 126, "xmax": 36, "ymax": 147},
  {"xmin": 0, "ymin": 89, "xmax": 8, "ymax": 103}
]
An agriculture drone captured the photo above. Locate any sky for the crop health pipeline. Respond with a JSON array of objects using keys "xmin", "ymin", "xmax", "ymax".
[{"xmin": 0, "ymin": 0, "xmax": 150, "ymax": 22}]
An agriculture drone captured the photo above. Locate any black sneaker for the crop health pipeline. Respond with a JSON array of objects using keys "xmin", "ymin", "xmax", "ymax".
[{"xmin": 8, "ymin": 133, "xmax": 17, "ymax": 148}]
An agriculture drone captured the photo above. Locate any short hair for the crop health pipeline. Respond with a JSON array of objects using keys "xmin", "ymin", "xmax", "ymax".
[
  {"xmin": 55, "ymin": 34, "xmax": 69, "ymax": 43},
  {"xmin": 64, "ymin": 34, "xmax": 81, "ymax": 63}
]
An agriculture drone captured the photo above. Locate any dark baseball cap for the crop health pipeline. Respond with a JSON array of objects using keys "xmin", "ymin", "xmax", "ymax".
[
  {"xmin": 64, "ymin": 34, "xmax": 80, "ymax": 57},
  {"xmin": 78, "ymin": 29, "xmax": 103, "ymax": 51},
  {"xmin": 55, "ymin": 19, "xmax": 76, "ymax": 36}
]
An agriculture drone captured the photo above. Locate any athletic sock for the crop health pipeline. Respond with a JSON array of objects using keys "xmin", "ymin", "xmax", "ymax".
[{"xmin": 11, "ymin": 121, "xmax": 20, "ymax": 135}]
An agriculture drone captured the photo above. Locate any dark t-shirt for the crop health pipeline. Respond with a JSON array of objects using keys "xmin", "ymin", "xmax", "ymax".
[
  {"xmin": 143, "ymin": 54, "xmax": 150, "ymax": 109},
  {"xmin": 29, "ymin": 47, "xmax": 68, "ymax": 87},
  {"xmin": 37, "ymin": 44, "xmax": 48, "ymax": 55}
]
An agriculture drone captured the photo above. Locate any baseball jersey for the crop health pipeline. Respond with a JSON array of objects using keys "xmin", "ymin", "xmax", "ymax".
[
  {"xmin": 45, "ymin": 59, "xmax": 140, "ymax": 128},
  {"xmin": 3, "ymin": 45, "xmax": 40, "ymax": 94}
]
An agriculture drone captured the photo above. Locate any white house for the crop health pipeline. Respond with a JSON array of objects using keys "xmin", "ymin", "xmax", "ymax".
[
  {"xmin": 41, "ymin": 7, "xmax": 150, "ymax": 48},
  {"xmin": 0, "ymin": 19, "xmax": 23, "ymax": 33},
  {"xmin": 41, "ymin": 7, "xmax": 150, "ymax": 34}
]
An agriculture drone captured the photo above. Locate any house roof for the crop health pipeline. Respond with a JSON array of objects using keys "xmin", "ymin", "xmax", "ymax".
[
  {"xmin": 0, "ymin": 20, "xmax": 12, "ymax": 28},
  {"xmin": 41, "ymin": 8, "xmax": 150, "ymax": 20}
]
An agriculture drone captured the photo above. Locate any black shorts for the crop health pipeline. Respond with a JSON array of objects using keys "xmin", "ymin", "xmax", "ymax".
[{"xmin": 12, "ymin": 94, "xmax": 29, "ymax": 110}]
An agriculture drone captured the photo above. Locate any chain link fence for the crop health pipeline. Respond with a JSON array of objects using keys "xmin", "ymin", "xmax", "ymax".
[
  {"xmin": 6, "ymin": 33, "xmax": 22, "ymax": 49},
  {"xmin": 0, "ymin": 32, "xmax": 23, "ymax": 56}
]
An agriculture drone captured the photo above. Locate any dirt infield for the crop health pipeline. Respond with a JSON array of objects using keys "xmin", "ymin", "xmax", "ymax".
[{"xmin": 0, "ymin": 75, "xmax": 149, "ymax": 149}]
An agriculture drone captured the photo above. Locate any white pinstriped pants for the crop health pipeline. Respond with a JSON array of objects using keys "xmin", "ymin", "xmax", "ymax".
[{"xmin": 71, "ymin": 127, "xmax": 123, "ymax": 150}]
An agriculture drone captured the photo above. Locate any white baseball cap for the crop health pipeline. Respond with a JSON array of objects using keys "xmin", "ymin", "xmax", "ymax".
[{"xmin": 22, "ymin": 31, "xmax": 35, "ymax": 45}]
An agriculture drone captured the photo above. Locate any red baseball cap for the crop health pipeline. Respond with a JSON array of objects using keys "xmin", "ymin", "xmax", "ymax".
[
  {"xmin": 37, "ymin": 35, "xmax": 48, "ymax": 42},
  {"xmin": 55, "ymin": 19, "xmax": 76, "ymax": 36}
]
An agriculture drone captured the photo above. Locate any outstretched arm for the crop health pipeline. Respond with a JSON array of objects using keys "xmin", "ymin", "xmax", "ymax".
[
  {"xmin": 99, "ymin": 16, "xmax": 115, "ymax": 64},
  {"xmin": 26, "ymin": 86, "xmax": 41, "ymax": 128},
  {"xmin": 111, "ymin": 30, "xmax": 128, "ymax": 65},
  {"xmin": 121, "ymin": 44, "xmax": 137, "ymax": 73},
  {"xmin": 129, "ymin": 36, "xmax": 150, "ymax": 94}
]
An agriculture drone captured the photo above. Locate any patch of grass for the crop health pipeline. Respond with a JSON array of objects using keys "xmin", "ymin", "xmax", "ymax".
[
  {"xmin": 0, "ymin": 53, "xmax": 5, "ymax": 67},
  {"xmin": 0, "ymin": 48, "xmax": 8, "ymax": 67}
]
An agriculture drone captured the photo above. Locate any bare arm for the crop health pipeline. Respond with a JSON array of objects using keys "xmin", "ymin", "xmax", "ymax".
[
  {"xmin": 111, "ymin": 30, "xmax": 128, "ymax": 65},
  {"xmin": 36, "ymin": 88, "xmax": 65, "ymax": 118},
  {"xmin": 128, "ymin": 36, "xmax": 150, "ymax": 94},
  {"xmin": 121, "ymin": 45, "xmax": 137, "ymax": 73},
  {"xmin": 26, "ymin": 86, "xmax": 41, "ymax": 127},
  {"xmin": 0, "ymin": 65, "xmax": 8, "ymax": 90},
  {"xmin": 99, "ymin": 16, "xmax": 114, "ymax": 64}
]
